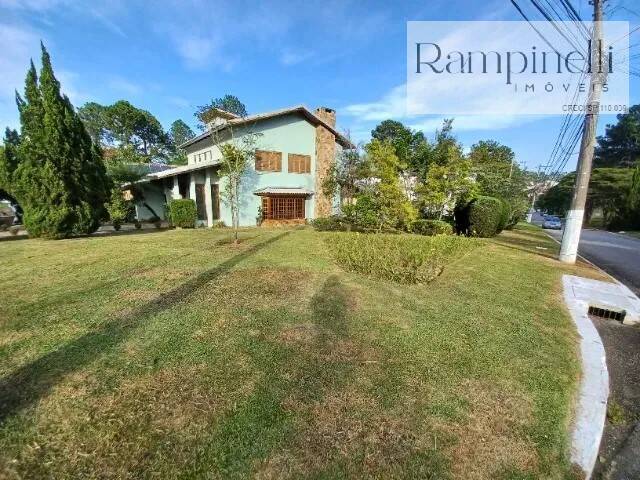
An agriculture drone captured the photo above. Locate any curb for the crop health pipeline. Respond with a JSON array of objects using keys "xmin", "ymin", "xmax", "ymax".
[{"xmin": 562, "ymin": 275, "xmax": 609, "ymax": 479}]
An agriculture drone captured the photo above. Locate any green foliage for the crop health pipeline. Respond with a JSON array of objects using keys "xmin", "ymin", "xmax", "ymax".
[
  {"xmin": 364, "ymin": 140, "xmax": 417, "ymax": 230},
  {"xmin": 468, "ymin": 196, "xmax": 504, "ymax": 237},
  {"xmin": 322, "ymin": 142, "xmax": 367, "ymax": 205},
  {"xmin": 310, "ymin": 216, "xmax": 349, "ymax": 232},
  {"xmin": 216, "ymin": 131, "xmax": 260, "ymax": 242},
  {"xmin": 195, "ymin": 94, "xmax": 247, "ymax": 130},
  {"xmin": 497, "ymin": 199, "xmax": 512, "ymax": 232},
  {"xmin": 537, "ymin": 168, "xmax": 638, "ymax": 229},
  {"xmin": 342, "ymin": 194, "xmax": 381, "ymax": 231},
  {"xmin": 410, "ymin": 219, "xmax": 453, "ymax": 236},
  {"xmin": 77, "ymin": 102, "xmax": 107, "ymax": 145},
  {"xmin": 415, "ymin": 120, "xmax": 475, "ymax": 219},
  {"xmin": 79, "ymin": 100, "xmax": 171, "ymax": 160},
  {"xmin": 371, "ymin": 120, "xmax": 431, "ymax": 176},
  {"xmin": 104, "ymin": 145, "xmax": 147, "ymax": 185},
  {"xmin": 168, "ymin": 199, "xmax": 197, "ymax": 228},
  {"xmin": 104, "ymin": 188, "xmax": 130, "ymax": 230},
  {"xmin": 3, "ymin": 44, "xmax": 110, "ymax": 239},
  {"xmin": 595, "ymin": 105, "xmax": 640, "ymax": 168},
  {"xmin": 469, "ymin": 140, "xmax": 529, "ymax": 226},
  {"xmin": 167, "ymin": 119, "xmax": 195, "ymax": 166},
  {"xmin": 326, "ymin": 232, "xmax": 479, "ymax": 284}
]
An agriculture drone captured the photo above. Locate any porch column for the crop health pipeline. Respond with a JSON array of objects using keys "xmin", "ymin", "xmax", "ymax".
[
  {"xmin": 189, "ymin": 173, "xmax": 196, "ymax": 201},
  {"xmin": 172, "ymin": 176, "xmax": 180, "ymax": 199},
  {"xmin": 204, "ymin": 168, "xmax": 213, "ymax": 227}
]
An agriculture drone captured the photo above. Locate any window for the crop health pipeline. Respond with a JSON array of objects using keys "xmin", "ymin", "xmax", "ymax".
[
  {"xmin": 261, "ymin": 196, "xmax": 305, "ymax": 220},
  {"xmin": 255, "ymin": 150, "xmax": 282, "ymax": 172},
  {"xmin": 288, "ymin": 153, "xmax": 311, "ymax": 174}
]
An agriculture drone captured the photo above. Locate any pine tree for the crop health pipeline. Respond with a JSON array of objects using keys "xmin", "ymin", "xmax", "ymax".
[{"xmin": 7, "ymin": 43, "xmax": 110, "ymax": 238}]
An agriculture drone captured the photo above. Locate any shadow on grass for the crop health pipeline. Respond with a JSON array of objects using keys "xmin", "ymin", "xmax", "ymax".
[
  {"xmin": 196, "ymin": 275, "xmax": 355, "ymax": 477},
  {"xmin": 0, "ymin": 231, "xmax": 290, "ymax": 424}
]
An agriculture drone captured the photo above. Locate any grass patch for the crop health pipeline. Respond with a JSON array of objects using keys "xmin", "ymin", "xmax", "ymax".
[
  {"xmin": 326, "ymin": 232, "xmax": 480, "ymax": 284},
  {"xmin": 0, "ymin": 225, "xmax": 603, "ymax": 478}
]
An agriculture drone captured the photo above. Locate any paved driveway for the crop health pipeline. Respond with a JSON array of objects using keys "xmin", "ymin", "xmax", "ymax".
[{"xmin": 546, "ymin": 229, "xmax": 640, "ymax": 296}]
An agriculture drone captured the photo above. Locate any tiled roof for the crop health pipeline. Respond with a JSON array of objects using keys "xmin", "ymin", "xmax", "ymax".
[{"xmin": 180, "ymin": 105, "xmax": 354, "ymax": 149}]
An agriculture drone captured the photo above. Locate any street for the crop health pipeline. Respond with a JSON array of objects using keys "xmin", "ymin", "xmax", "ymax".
[{"xmin": 546, "ymin": 228, "xmax": 640, "ymax": 296}]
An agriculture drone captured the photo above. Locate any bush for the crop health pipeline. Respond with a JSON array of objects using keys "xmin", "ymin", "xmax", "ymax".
[
  {"xmin": 496, "ymin": 199, "xmax": 511, "ymax": 233},
  {"xmin": 311, "ymin": 216, "xmax": 349, "ymax": 232},
  {"xmin": 326, "ymin": 232, "xmax": 479, "ymax": 284},
  {"xmin": 104, "ymin": 188, "xmax": 130, "ymax": 231},
  {"xmin": 410, "ymin": 219, "xmax": 453, "ymax": 236},
  {"xmin": 468, "ymin": 196, "xmax": 503, "ymax": 237},
  {"xmin": 168, "ymin": 199, "xmax": 197, "ymax": 228},
  {"xmin": 343, "ymin": 194, "xmax": 381, "ymax": 231}
]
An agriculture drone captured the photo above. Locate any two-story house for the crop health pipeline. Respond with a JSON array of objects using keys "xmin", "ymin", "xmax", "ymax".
[{"xmin": 130, "ymin": 106, "xmax": 352, "ymax": 226}]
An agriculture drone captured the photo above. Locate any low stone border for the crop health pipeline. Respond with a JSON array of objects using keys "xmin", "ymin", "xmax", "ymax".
[{"xmin": 562, "ymin": 274, "xmax": 610, "ymax": 478}]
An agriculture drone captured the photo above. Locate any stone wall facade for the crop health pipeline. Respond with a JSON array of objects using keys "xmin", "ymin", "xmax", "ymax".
[{"xmin": 314, "ymin": 107, "xmax": 336, "ymax": 218}]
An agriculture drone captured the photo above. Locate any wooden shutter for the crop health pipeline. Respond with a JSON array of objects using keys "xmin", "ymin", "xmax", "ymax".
[
  {"xmin": 288, "ymin": 153, "xmax": 311, "ymax": 173},
  {"xmin": 255, "ymin": 150, "xmax": 282, "ymax": 172},
  {"xmin": 211, "ymin": 184, "xmax": 220, "ymax": 220},
  {"xmin": 195, "ymin": 184, "xmax": 206, "ymax": 220},
  {"xmin": 261, "ymin": 196, "xmax": 305, "ymax": 220}
]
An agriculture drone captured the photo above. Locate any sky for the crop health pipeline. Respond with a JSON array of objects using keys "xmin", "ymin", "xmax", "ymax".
[{"xmin": 0, "ymin": 0, "xmax": 638, "ymax": 173}]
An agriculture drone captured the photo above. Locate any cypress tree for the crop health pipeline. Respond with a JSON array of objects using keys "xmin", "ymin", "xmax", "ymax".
[{"xmin": 7, "ymin": 43, "xmax": 110, "ymax": 238}]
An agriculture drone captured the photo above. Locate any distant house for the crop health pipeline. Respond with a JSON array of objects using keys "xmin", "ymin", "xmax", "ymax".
[{"xmin": 130, "ymin": 106, "xmax": 351, "ymax": 226}]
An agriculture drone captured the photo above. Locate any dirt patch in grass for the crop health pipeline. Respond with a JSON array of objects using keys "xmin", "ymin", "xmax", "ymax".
[{"xmin": 440, "ymin": 380, "xmax": 537, "ymax": 479}]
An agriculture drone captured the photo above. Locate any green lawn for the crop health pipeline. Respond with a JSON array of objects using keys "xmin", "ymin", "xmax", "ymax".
[{"xmin": 0, "ymin": 225, "xmax": 600, "ymax": 479}]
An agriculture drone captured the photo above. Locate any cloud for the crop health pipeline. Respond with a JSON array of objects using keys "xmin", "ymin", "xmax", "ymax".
[
  {"xmin": 280, "ymin": 49, "xmax": 313, "ymax": 66},
  {"xmin": 342, "ymin": 84, "xmax": 407, "ymax": 121},
  {"xmin": 0, "ymin": 23, "xmax": 41, "ymax": 129},
  {"xmin": 108, "ymin": 76, "xmax": 142, "ymax": 95}
]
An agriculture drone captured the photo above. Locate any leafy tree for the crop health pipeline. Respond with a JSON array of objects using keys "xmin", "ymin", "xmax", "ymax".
[
  {"xmin": 77, "ymin": 102, "xmax": 107, "ymax": 145},
  {"xmin": 469, "ymin": 140, "xmax": 529, "ymax": 224},
  {"xmin": 79, "ymin": 100, "xmax": 171, "ymax": 160},
  {"xmin": 216, "ymin": 129, "xmax": 260, "ymax": 243},
  {"xmin": 537, "ymin": 168, "xmax": 638, "ymax": 228},
  {"xmin": 167, "ymin": 119, "xmax": 195, "ymax": 166},
  {"xmin": 104, "ymin": 187, "xmax": 130, "ymax": 230},
  {"xmin": 169, "ymin": 119, "xmax": 195, "ymax": 147},
  {"xmin": 595, "ymin": 105, "xmax": 640, "ymax": 168},
  {"xmin": 361, "ymin": 139, "xmax": 417, "ymax": 231},
  {"xmin": 371, "ymin": 120, "xmax": 430, "ymax": 176},
  {"xmin": 415, "ymin": 120, "xmax": 475, "ymax": 220},
  {"xmin": 195, "ymin": 94, "xmax": 247, "ymax": 130},
  {"xmin": 322, "ymin": 140, "xmax": 369, "ymax": 207},
  {"xmin": 2, "ymin": 44, "xmax": 110, "ymax": 238}
]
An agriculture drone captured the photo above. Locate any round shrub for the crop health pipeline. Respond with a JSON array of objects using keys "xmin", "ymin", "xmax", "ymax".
[
  {"xmin": 410, "ymin": 219, "xmax": 453, "ymax": 236},
  {"xmin": 168, "ymin": 199, "xmax": 197, "ymax": 228},
  {"xmin": 468, "ymin": 196, "xmax": 503, "ymax": 237}
]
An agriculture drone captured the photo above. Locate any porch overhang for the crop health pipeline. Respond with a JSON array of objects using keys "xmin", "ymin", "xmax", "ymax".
[{"xmin": 253, "ymin": 187, "xmax": 314, "ymax": 197}]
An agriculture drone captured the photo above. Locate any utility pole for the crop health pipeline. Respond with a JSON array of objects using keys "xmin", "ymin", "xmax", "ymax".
[{"xmin": 559, "ymin": 0, "xmax": 605, "ymax": 263}]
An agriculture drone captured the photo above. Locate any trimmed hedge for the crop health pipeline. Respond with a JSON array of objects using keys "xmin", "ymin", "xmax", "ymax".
[
  {"xmin": 468, "ymin": 196, "xmax": 503, "ymax": 237},
  {"xmin": 326, "ymin": 232, "xmax": 479, "ymax": 284},
  {"xmin": 168, "ymin": 199, "xmax": 197, "ymax": 228},
  {"xmin": 410, "ymin": 219, "xmax": 453, "ymax": 236}
]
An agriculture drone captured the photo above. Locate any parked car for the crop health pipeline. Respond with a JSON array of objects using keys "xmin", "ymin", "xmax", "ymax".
[{"xmin": 542, "ymin": 215, "xmax": 562, "ymax": 230}]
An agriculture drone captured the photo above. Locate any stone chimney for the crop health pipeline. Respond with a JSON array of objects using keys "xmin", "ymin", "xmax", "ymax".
[
  {"xmin": 314, "ymin": 107, "xmax": 337, "ymax": 218},
  {"xmin": 314, "ymin": 107, "xmax": 336, "ymax": 128}
]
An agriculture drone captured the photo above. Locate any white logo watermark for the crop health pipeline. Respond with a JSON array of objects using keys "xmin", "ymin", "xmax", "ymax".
[{"xmin": 406, "ymin": 21, "xmax": 629, "ymax": 115}]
